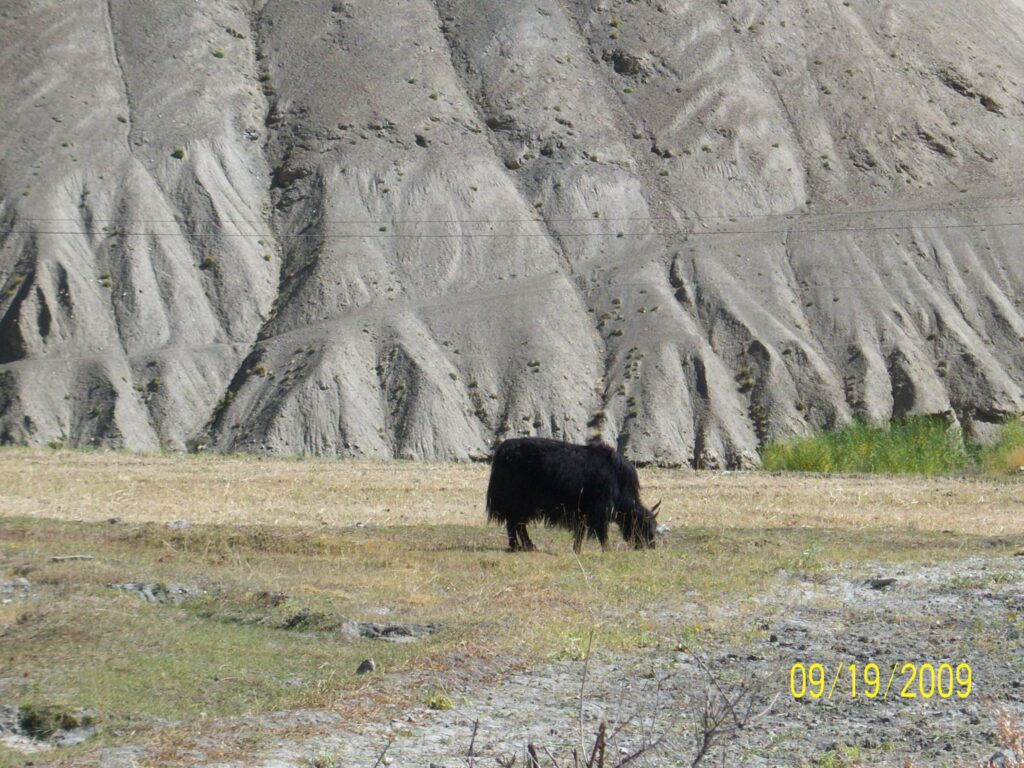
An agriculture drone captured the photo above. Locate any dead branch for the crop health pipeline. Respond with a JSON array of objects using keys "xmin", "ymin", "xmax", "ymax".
[
  {"xmin": 686, "ymin": 650, "xmax": 744, "ymax": 730},
  {"xmin": 371, "ymin": 736, "xmax": 393, "ymax": 768},
  {"xmin": 542, "ymin": 743, "xmax": 563, "ymax": 768},
  {"xmin": 482, "ymin": 645, "xmax": 772, "ymax": 768},
  {"xmin": 466, "ymin": 719, "xmax": 479, "ymax": 767},
  {"xmin": 586, "ymin": 721, "xmax": 607, "ymax": 768},
  {"xmin": 579, "ymin": 629, "xmax": 595, "ymax": 758},
  {"xmin": 528, "ymin": 742, "xmax": 542, "ymax": 768}
]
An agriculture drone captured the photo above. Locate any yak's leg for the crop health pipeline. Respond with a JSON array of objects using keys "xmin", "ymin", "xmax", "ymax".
[
  {"xmin": 595, "ymin": 517, "xmax": 611, "ymax": 551},
  {"xmin": 517, "ymin": 525, "xmax": 536, "ymax": 551},
  {"xmin": 571, "ymin": 500, "xmax": 588, "ymax": 554},
  {"xmin": 572, "ymin": 525, "xmax": 585, "ymax": 554},
  {"xmin": 507, "ymin": 521, "xmax": 536, "ymax": 552},
  {"xmin": 506, "ymin": 520, "xmax": 520, "ymax": 551}
]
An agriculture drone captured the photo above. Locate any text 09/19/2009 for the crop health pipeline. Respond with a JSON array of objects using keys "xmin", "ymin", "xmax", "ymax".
[{"xmin": 789, "ymin": 662, "xmax": 973, "ymax": 701}]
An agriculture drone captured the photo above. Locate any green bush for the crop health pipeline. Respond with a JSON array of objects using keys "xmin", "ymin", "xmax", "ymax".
[
  {"xmin": 17, "ymin": 705, "xmax": 89, "ymax": 739},
  {"xmin": 761, "ymin": 417, "xmax": 966, "ymax": 475},
  {"xmin": 761, "ymin": 416, "xmax": 1024, "ymax": 476}
]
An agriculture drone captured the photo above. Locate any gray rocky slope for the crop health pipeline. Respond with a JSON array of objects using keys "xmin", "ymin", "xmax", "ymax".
[{"xmin": 1, "ymin": 0, "xmax": 1023, "ymax": 466}]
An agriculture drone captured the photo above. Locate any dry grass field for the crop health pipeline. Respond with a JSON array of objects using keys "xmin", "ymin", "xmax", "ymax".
[
  {"xmin": 3, "ymin": 448, "xmax": 1023, "ymax": 534},
  {"xmin": 1, "ymin": 448, "xmax": 1022, "ymax": 766}
]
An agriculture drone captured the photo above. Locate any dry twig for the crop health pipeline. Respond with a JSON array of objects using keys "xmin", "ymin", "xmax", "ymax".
[
  {"xmin": 371, "ymin": 737, "xmax": 393, "ymax": 768},
  {"xmin": 466, "ymin": 719, "xmax": 479, "ymax": 767}
]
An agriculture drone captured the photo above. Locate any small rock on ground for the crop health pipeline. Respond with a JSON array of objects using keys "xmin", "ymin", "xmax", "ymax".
[
  {"xmin": 107, "ymin": 582, "xmax": 201, "ymax": 604},
  {"xmin": 96, "ymin": 746, "xmax": 149, "ymax": 767}
]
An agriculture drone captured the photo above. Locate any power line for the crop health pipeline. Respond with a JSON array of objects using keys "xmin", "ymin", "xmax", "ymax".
[
  {"xmin": 6, "ymin": 201, "xmax": 1022, "ymax": 228},
  {"xmin": 1, "ymin": 219, "xmax": 1022, "ymax": 242}
]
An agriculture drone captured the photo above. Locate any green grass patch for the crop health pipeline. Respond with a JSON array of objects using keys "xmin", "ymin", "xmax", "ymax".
[
  {"xmin": 760, "ymin": 416, "xmax": 1024, "ymax": 475},
  {"xmin": 424, "ymin": 690, "xmax": 453, "ymax": 710}
]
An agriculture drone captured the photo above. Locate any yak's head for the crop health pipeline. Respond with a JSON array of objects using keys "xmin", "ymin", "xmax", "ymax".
[{"xmin": 621, "ymin": 500, "xmax": 661, "ymax": 549}]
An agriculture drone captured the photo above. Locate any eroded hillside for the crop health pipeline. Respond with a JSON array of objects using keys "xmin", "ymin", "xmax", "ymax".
[{"xmin": 1, "ymin": 0, "xmax": 1022, "ymax": 465}]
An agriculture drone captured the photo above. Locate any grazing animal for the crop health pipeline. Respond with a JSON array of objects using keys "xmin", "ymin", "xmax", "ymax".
[{"xmin": 485, "ymin": 437, "xmax": 661, "ymax": 553}]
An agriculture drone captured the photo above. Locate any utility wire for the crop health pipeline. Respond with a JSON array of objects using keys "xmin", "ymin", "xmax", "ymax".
[
  {"xmin": 1, "ymin": 219, "xmax": 1023, "ymax": 241},
  {"xmin": 6, "ymin": 201, "xmax": 1023, "ymax": 227}
]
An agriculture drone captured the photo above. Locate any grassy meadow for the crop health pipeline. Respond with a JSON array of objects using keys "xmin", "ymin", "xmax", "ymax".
[{"xmin": 1, "ymin": 447, "xmax": 1022, "ymax": 765}]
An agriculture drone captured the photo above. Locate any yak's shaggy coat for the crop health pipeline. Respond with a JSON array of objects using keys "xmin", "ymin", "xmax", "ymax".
[{"xmin": 486, "ymin": 438, "xmax": 660, "ymax": 552}]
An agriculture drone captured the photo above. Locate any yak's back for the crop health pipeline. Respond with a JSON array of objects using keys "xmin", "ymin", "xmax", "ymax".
[
  {"xmin": 486, "ymin": 438, "xmax": 621, "ymax": 520},
  {"xmin": 492, "ymin": 438, "xmax": 612, "ymax": 480}
]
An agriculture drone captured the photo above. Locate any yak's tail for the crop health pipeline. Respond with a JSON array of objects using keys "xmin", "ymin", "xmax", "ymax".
[
  {"xmin": 485, "ymin": 444, "xmax": 509, "ymax": 523},
  {"xmin": 485, "ymin": 465, "xmax": 503, "ymax": 523}
]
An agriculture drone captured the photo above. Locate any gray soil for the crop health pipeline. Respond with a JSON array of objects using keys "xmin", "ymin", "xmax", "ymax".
[
  {"xmin": 175, "ymin": 555, "xmax": 1023, "ymax": 768},
  {"xmin": 2, "ymin": 1, "xmax": 1024, "ymax": 465}
]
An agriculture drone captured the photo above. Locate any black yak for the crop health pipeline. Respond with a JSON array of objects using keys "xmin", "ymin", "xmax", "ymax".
[{"xmin": 486, "ymin": 437, "xmax": 661, "ymax": 553}]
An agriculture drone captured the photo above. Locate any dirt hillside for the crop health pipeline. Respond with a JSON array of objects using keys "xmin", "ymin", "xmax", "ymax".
[{"xmin": 1, "ymin": 0, "xmax": 1022, "ymax": 465}]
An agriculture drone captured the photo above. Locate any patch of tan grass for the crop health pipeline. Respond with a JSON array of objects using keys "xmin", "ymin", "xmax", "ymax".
[
  {"xmin": 643, "ymin": 470, "xmax": 1024, "ymax": 535},
  {"xmin": 0, "ymin": 448, "xmax": 480, "ymax": 528},
  {"xmin": 0, "ymin": 447, "xmax": 1022, "ymax": 535}
]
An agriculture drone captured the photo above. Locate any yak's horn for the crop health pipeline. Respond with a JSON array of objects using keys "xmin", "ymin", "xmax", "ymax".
[{"xmin": 651, "ymin": 500, "xmax": 662, "ymax": 517}]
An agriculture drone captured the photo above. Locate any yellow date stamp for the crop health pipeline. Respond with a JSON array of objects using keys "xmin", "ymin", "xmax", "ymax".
[{"xmin": 789, "ymin": 662, "xmax": 973, "ymax": 700}]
